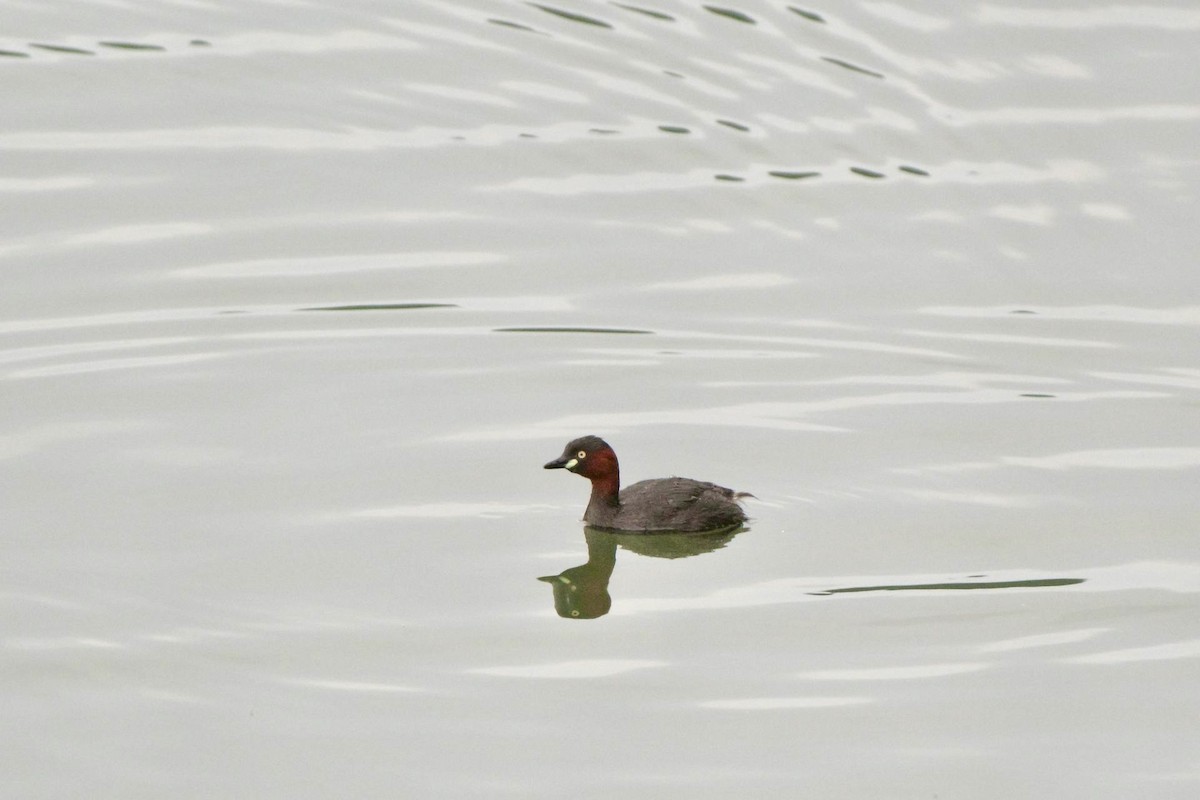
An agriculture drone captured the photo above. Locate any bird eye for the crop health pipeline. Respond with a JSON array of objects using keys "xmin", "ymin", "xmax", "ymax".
[{"xmin": 577, "ymin": 450, "xmax": 587, "ymax": 459}]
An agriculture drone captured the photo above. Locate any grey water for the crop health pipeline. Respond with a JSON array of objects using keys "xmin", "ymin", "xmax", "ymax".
[{"xmin": 3, "ymin": 1, "xmax": 1199, "ymax": 797}]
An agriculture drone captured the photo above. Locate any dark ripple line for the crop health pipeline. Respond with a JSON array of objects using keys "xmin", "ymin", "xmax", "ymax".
[
  {"xmin": 822, "ymin": 56, "xmax": 885, "ymax": 79},
  {"xmin": 612, "ymin": 3, "xmax": 676, "ymax": 22},
  {"xmin": 704, "ymin": 5, "xmax": 757, "ymax": 24},
  {"xmin": 528, "ymin": 3, "xmax": 614, "ymax": 28},
  {"xmin": 811, "ymin": 577, "xmax": 1085, "ymax": 596},
  {"xmin": 99, "ymin": 41, "xmax": 167, "ymax": 52},
  {"xmin": 5, "ymin": 39, "xmax": 210, "ymax": 61},
  {"xmin": 716, "ymin": 119, "xmax": 751, "ymax": 131},
  {"xmin": 300, "ymin": 303, "xmax": 458, "ymax": 313},
  {"xmin": 29, "ymin": 43, "xmax": 94, "ymax": 55},
  {"xmin": 487, "ymin": 19, "xmax": 544, "ymax": 34},
  {"xmin": 788, "ymin": 6, "xmax": 826, "ymax": 23}
]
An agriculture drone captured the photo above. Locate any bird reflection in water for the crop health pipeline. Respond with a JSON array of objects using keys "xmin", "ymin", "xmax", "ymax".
[{"xmin": 538, "ymin": 524, "xmax": 747, "ymax": 619}]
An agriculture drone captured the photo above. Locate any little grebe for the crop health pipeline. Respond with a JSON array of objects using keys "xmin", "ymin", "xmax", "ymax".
[{"xmin": 544, "ymin": 435, "xmax": 749, "ymax": 532}]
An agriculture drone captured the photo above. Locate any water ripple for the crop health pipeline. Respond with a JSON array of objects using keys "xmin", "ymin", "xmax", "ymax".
[
  {"xmin": 353, "ymin": 502, "xmax": 557, "ymax": 520},
  {"xmin": 7, "ymin": 352, "xmax": 224, "ymax": 379},
  {"xmin": 447, "ymin": 388, "xmax": 1159, "ymax": 441},
  {"xmin": 977, "ymin": 7, "xmax": 1200, "ymax": 29},
  {"xmin": 979, "ymin": 629, "xmax": 1107, "ymax": 653},
  {"xmin": 281, "ymin": 678, "xmax": 423, "ymax": 694},
  {"xmin": 467, "ymin": 659, "xmax": 666, "ymax": 678},
  {"xmin": 921, "ymin": 305, "xmax": 1200, "ymax": 325},
  {"xmin": 174, "ymin": 251, "xmax": 504, "ymax": 278},
  {"xmin": 1002, "ymin": 447, "xmax": 1200, "ymax": 471},
  {"xmin": 795, "ymin": 663, "xmax": 986, "ymax": 681},
  {"xmin": 615, "ymin": 561, "xmax": 1199, "ymax": 615},
  {"xmin": 701, "ymin": 696, "xmax": 872, "ymax": 710},
  {"xmin": 1063, "ymin": 640, "xmax": 1200, "ymax": 665}
]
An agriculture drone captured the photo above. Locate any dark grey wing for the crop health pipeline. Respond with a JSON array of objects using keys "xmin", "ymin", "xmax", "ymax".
[
  {"xmin": 679, "ymin": 481, "xmax": 748, "ymax": 530},
  {"xmin": 619, "ymin": 478, "xmax": 746, "ymax": 532}
]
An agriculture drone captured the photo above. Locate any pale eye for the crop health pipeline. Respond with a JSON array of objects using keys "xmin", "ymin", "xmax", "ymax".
[{"xmin": 577, "ymin": 450, "xmax": 587, "ymax": 459}]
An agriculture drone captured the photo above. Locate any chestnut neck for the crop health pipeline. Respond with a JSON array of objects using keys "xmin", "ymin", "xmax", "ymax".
[{"xmin": 585, "ymin": 450, "xmax": 621, "ymax": 508}]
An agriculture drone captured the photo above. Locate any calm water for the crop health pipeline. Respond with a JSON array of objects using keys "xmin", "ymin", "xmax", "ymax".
[{"xmin": 3, "ymin": 2, "xmax": 1199, "ymax": 797}]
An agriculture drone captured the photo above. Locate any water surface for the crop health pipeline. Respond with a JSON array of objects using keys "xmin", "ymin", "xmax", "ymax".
[{"xmin": 3, "ymin": 1, "xmax": 1199, "ymax": 797}]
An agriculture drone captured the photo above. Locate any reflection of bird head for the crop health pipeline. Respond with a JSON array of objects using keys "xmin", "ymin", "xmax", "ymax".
[
  {"xmin": 537, "ymin": 527, "xmax": 620, "ymax": 620},
  {"xmin": 537, "ymin": 569, "xmax": 611, "ymax": 619}
]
